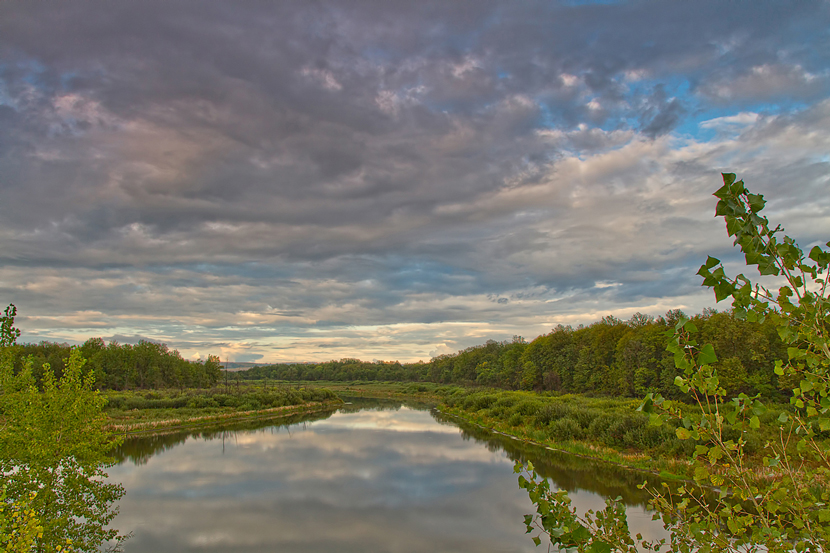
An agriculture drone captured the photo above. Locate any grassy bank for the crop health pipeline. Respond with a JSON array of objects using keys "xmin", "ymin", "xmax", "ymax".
[
  {"xmin": 294, "ymin": 380, "xmax": 458, "ymax": 400},
  {"xmin": 439, "ymin": 388, "xmax": 789, "ymax": 478},
  {"xmin": 103, "ymin": 385, "xmax": 341, "ymax": 434}
]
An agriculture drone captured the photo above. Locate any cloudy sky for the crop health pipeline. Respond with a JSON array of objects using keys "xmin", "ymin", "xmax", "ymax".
[{"xmin": 1, "ymin": 1, "xmax": 829, "ymax": 363}]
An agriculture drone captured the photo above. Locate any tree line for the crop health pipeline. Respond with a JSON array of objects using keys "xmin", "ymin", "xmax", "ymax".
[
  {"xmin": 240, "ymin": 308, "xmax": 786, "ymax": 400},
  {"xmin": 7, "ymin": 308, "xmax": 787, "ymax": 399},
  {"xmin": 11, "ymin": 338, "xmax": 222, "ymax": 390}
]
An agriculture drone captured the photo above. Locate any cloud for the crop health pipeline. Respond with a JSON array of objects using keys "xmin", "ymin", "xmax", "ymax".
[
  {"xmin": 699, "ymin": 64, "xmax": 830, "ymax": 104},
  {"xmin": 0, "ymin": 1, "xmax": 828, "ymax": 361},
  {"xmin": 639, "ymin": 85, "xmax": 686, "ymax": 138}
]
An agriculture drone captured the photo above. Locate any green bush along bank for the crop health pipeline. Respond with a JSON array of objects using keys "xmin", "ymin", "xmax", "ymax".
[{"xmin": 440, "ymin": 388, "xmax": 788, "ymax": 476}]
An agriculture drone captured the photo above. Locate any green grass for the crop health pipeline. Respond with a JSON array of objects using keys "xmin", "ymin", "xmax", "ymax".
[
  {"xmin": 103, "ymin": 385, "xmax": 341, "ymax": 433},
  {"xmin": 281, "ymin": 380, "xmax": 459, "ymax": 399},
  {"xmin": 438, "ymin": 388, "xmax": 796, "ymax": 478}
]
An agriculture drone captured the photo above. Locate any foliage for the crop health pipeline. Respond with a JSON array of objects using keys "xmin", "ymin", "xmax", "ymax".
[
  {"xmin": 442, "ymin": 390, "xmax": 704, "ymax": 459},
  {"xmin": 1, "ymin": 307, "xmax": 127, "ymax": 552},
  {"xmin": 0, "ymin": 304, "xmax": 40, "ymax": 553},
  {"xmin": 10, "ymin": 339, "xmax": 222, "ymax": 391},
  {"xmin": 0, "ymin": 304, "xmax": 21, "ymax": 348},
  {"xmin": 104, "ymin": 386, "xmax": 336, "ymax": 411},
  {"xmin": 241, "ymin": 311, "xmax": 786, "ymax": 400},
  {"xmin": 0, "ymin": 489, "xmax": 42, "ymax": 553},
  {"xmin": 519, "ymin": 173, "xmax": 830, "ymax": 552},
  {"xmin": 517, "ymin": 461, "xmax": 663, "ymax": 553},
  {"xmin": 103, "ymin": 385, "xmax": 340, "ymax": 430}
]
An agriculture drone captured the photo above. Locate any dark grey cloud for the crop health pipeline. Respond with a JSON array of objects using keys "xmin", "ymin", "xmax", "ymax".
[{"xmin": 639, "ymin": 84, "xmax": 686, "ymax": 138}]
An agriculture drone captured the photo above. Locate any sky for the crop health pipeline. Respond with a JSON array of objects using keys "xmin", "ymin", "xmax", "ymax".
[{"xmin": 1, "ymin": 1, "xmax": 829, "ymax": 363}]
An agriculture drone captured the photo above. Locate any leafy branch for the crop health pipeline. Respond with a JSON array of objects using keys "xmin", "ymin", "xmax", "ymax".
[{"xmin": 519, "ymin": 173, "xmax": 830, "ymax": 552}]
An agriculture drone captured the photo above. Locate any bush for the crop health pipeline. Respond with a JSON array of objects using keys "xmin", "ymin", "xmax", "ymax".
[
  {"xmin": 511, "ymin": 399, "xmax": 541, "ymax": 417},
  {"xmin": 534, "ymin": 402, "xmax": 573, "ymax": 426},
  {"xmin": 508, "ymin": 412, "xmax": 524, "ymax": 427},
  {"xmin": 549, "ymin": 417, "xmax": 583, "ymax": 441},
  {"xmin": 586, "ymin": 414, "xmax": 615, "ymax": 439}
]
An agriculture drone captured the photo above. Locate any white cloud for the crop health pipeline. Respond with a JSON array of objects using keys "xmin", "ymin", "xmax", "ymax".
[
  {"xmin": 300, "ymin": 67, "xmax": 343, "ymax": 91},
  {"xmin": 699, "ymin": 111, "xmax": 759, "ymax": 129}
]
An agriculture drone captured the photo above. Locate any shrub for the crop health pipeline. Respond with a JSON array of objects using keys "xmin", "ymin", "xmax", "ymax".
[{"xmin": 549, "ymin": 417, "xmax": 583, "ymax": 441}]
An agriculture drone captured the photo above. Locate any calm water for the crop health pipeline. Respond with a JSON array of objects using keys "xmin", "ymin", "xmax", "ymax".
[{"xmin": 108, "ymin": 398, "xmax": 666, "ymax": 552}]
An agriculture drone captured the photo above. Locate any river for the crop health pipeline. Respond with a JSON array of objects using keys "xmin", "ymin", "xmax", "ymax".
[{"xmin": 108, "ymin": 397, "xmax": 666, "ymax": 552}]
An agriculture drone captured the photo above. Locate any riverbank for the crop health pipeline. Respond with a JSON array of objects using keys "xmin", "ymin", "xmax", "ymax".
[
  {"xmin": 103, "ymin": 386, "xmax": 342, "ymax": 434},
  {"xmin": 291, "ymin": 382, "xmax": 697, "ymax": 477},
  {"xmin": 102, "ymin": 382, "xmax": 800, "ymax": 480},
  {"xmin": 106, "ymin": 399, "xmax": 344, "ymax": 435},
  {"xmin": 438, "ymin": 388, "xmax": 796, "ymax": 480},
  {"xmin": 438, "ymin": 403, "xmax": 691, "ymax": 479}
]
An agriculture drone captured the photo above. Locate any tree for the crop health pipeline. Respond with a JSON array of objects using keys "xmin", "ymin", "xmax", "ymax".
[
  {"xmin": 518, "ymin": 173, "xmax": 830, "ymax": 552},
  {"xmin": 0, "ymin": 305, "xmax": 42, "ymax": 553},
  {"xmin": 0, "ymin": 305, "xmax": 21, "ymax": 348},
  {"xmin": 0, "ymin": 306, "xmax": 127, "ymax": 552}
]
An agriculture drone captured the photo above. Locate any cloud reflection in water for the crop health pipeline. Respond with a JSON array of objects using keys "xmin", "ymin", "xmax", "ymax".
[{"xmin": 108, "ymin": 403, "xmax": 664, "ymax": 552}]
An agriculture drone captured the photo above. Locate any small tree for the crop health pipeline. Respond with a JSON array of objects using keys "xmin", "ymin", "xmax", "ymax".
[
  {"xmin": 0, "ymin": 305, "xmax": 127, "ymax": 552},
  {"xmin": 0, "ymin": 304, "xmax": 21, "ymax": 348},
  {"xmin": 518, "ymin": 173, "xmax": 830, "ymax": 552}
]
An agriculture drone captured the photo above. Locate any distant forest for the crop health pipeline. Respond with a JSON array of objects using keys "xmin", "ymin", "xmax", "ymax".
[
  {"xmin": 238, "ymin": 309, "xmax": 787, "ymax": 399},
  {"xmin": 10, "ymin": 309, "xmax": 787, "ymax": 399},
  {"xmin": 10, "ymin": 339, "xmax": 222, "ymax": 390}
]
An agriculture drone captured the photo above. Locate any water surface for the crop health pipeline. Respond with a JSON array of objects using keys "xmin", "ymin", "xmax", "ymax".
[{"xmin": 109, "ymin": 399, "xmax": 664, "ymax": 552}]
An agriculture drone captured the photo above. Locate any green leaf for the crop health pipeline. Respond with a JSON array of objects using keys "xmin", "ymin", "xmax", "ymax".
[
  {"xmin": 708, "ymin": 445, "xmax": 723, "ymax": 464},
  {"xmin": 676, "ymin": 427, "xmax": 692, "ymax": 440},
  {"xmin": 746, "ymin": 193, "xmax": 766, "ymax": 213},
  {"xmin": 752, "ymin": 400, "xmax": 766, "ymax": 416},
  {"xmin": 713, "ymin": 281, "xmax": 735, "ymax": 303},
  {"xmin": 532, "ymin": 536, "xmax": 541, "ymax": 546},
  {"xmin": 750, "ymin": 415, "xmax": 760, "ymax": 429},
  {"xmin": 674, "ymin": 376, "xmax": 690, "ymax": 393},
  {"xmin": 694, "ymin": 466, "xmax": 710, "ymax": 482},
  {"xmin": 698, "ymin": 344, "xmax": 717, "ymax": 366},
  {"xmin": 732, "ymin": 179, "xmax": 746, "ymax": 195},
  {"xmin": 720, "ymin": 173, "xmax": 737, "ymax": 190},
  {"xmin": 778, "ymin": 412, "xmax": 789, "ymax": 424},
  {"xmin": 774, "ymin": 360, "xmax": 785, "ymax": 376},
  {"xmin": 703, "ymin": 256, "xmax": 721, "ymax": 269},
  {"xmin": 588, "ymin": 541, "xmax": 612, "ymax": 553}
]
